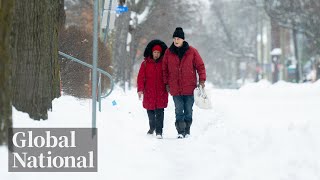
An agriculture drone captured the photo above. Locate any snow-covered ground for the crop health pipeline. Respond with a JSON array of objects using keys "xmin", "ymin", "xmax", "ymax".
[{"xmin": 1, "ymin": 80, "xmax": 320, "ymax": 180}]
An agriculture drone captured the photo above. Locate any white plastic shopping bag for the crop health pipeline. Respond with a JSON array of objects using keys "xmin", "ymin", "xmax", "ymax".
[{"xmin": 194, "ymin": 86, "xmax": 212, "ymax": 109}]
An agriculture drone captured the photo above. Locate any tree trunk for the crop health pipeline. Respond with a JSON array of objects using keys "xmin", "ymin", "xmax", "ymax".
[
  {"xmin": 10, "ymin": 0, "xmax": 61, "ymax": 120},
  {"xmin": 128, "ymin": 26, "xmax": 140, "ymax": 90},
  {"xmin": 0, "ymin": 0, "xmax": 15, "ymax": 145},
  {"xmin": 292, "ymin": 28, "xmax": 301, "ymax": 83},
  {"xmin": 58, "ymin": 0, "xmax": 66, "ymax": 31},
  {"xmin": 112, "ymin": 11, "xmax": 130, "ymax": 90}
]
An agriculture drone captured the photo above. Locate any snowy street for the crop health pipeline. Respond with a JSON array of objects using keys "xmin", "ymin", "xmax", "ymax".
[{"xmin": 1, "ymin": 80, "xmax": 320, "ymax": 180}]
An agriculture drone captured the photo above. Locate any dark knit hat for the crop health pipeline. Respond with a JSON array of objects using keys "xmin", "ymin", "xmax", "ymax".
[{"xmin": 172, "ymin": 27, "xmax": 185, "ymax": 39}]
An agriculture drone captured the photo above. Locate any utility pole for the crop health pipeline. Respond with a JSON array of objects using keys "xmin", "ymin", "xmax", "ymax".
[{"xmin": 92, "ymin": 0, "xmax": 99, "ymax": 136}]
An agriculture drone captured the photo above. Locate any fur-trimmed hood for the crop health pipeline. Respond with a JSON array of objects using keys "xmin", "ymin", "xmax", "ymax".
[{"xmin": 143, "ymin": 39, "xmax": 168, "ymax": 58}]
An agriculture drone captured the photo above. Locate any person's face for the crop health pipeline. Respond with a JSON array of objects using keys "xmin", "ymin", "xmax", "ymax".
[
  {"xmin": 173, "ymin": 37, "xmax": 184, "ymax": 47},
  {"xmin": 152, "ymin": 50, "xmax": 161, "ymax": 60}
]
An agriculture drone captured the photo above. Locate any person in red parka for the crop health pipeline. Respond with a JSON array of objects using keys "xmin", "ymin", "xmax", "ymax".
[
  {"xmin": 137, "ymin": 40, "xmax": 168, "ymax": 139},
  {"xmin": 163, "ymin": 27, "xmax": 206, "ymax": 138}
]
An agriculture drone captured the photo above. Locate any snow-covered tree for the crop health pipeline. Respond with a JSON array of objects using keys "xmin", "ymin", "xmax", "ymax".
[
  {"xmin": 201, "ymin": 0, "xmax": 258, "ymax": 86},
  {"xmin": 112, "ymin": 0, "xmax": 201, "ymax": 90},
  {"xmin": 264, "ymin": 0, "xmax": 320, "ymax": 82},
  {"xmin": 264, "ymin": 0, "xmax": 320, "ymax": 53}
]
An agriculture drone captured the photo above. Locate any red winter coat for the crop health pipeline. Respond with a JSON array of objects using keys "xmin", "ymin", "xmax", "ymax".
[
  {"xmin": 137, "ymin": 57, "xmax": 168, "ymax": 110},
  {"xmin": 162, "ymin": 45, "xmax": 206, "ymax": 96}
]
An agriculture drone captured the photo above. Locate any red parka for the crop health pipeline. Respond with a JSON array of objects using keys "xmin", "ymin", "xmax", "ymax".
[
  {"xmin": 137, "ymin": 57, "xmax": 168, "ymax": 110},
  {"xmin": 162, "ymin": 45, "xmax": 206, "ymax": 96}
]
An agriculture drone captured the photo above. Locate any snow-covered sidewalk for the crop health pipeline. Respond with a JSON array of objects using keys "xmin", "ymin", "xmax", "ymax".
[{"xmin": 1, "ymin": 80, "xmax": 320, "ymax": 180}]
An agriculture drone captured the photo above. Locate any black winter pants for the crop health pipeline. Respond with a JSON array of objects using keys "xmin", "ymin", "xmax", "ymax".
[{"xmin": 147, "ymin": 108, "xmax": 164, "ymax": 135}]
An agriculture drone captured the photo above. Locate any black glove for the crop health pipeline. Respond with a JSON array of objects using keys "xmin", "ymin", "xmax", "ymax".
[{"xmin": 166, "ymin": 85, "xmax": 170, "ymax": 92}]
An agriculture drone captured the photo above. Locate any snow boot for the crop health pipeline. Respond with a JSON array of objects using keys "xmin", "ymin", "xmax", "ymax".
[
  {"xmin": 177, "ymin": 134, "xmax": 184, "ymax": 139},
  {"xmin": 155, "ymin": 108, "xmax": 164, "ymax": 137},
  {"xmin": 156, "ymin": 134, "xmax": 163, "ymax": 139},
  {"xmin": 147, "ymin": 129, "xmax": 155, "ymax": 135},
  {"xmin": 184, "ymin": 134, "xmax": 190, "ymax": 138},
  {"xmin": 175, "ymin": 121, "xmax": 186, "ymax": 138},
  {"xmin": 185, "ymin": 121, "xmax": 192, "ymax": 136},
  {"xmin": 147, "ymin": 110, "xmax": 156, "ymax": 135}
]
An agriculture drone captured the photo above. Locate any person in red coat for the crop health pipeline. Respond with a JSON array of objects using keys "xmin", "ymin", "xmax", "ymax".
[
  {"xmin": 137, "ymin": 40, "xmax": 168, "ymax": 139},
  {"xmin": 163, "ymin": 27, "xmax": 206, "ymax": 138}
]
